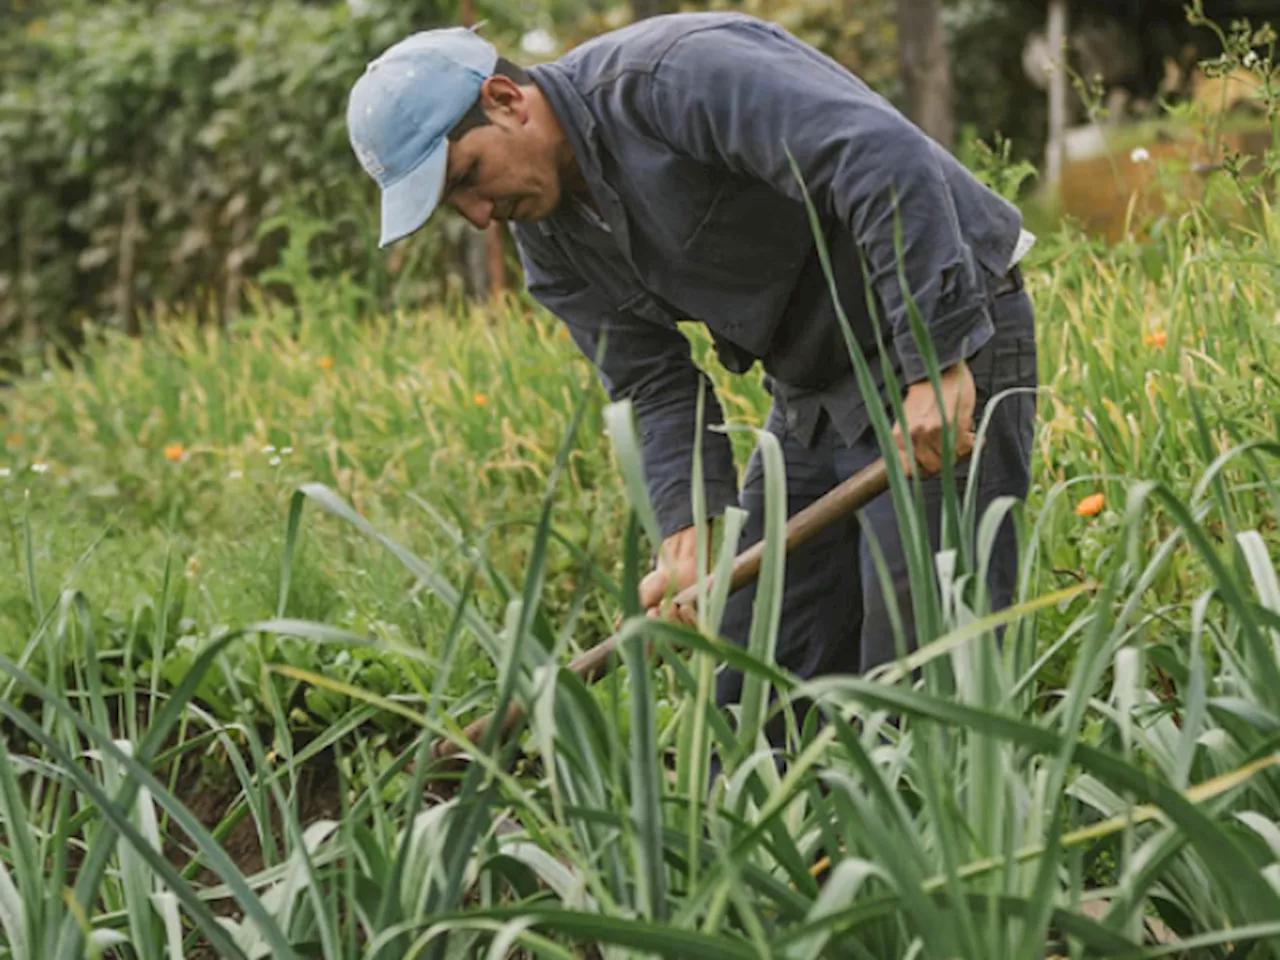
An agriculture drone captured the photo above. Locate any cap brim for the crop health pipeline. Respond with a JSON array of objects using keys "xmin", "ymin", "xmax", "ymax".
[{"xmin": 378, "ymin": 139, "xmax": 449, "ymax": 249}]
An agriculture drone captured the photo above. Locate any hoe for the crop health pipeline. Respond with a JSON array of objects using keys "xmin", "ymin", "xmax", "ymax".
[{"xmin": 427, "ymin": 455, "xmax": 891, "ymax": 764}]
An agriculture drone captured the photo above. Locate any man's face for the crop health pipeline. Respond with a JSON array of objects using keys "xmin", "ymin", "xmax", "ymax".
[{"xmin": 441, "ymin": 77, "xmax": 562, "ymax": 229}]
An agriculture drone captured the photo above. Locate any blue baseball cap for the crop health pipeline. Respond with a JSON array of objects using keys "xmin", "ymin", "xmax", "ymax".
[{"xmin": 347, "ymin": 27, "xmax": 498, "ymax": 248}]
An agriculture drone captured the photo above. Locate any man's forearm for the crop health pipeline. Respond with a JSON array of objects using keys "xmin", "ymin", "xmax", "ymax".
[{"xmin": 636, "ymin": 390, "xmax": 739, "ymax": 540}]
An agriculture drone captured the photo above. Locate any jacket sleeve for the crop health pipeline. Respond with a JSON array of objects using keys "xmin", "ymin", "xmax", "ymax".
[
  {"xmin": 514, "ymin": 228, "xmax": 740, "ymax": 541},
  {"xmin": 646, "ymin": 18, "xmax": 995, "ymax": 385}
]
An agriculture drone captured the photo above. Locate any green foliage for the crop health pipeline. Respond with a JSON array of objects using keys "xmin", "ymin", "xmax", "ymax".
[
  {"xmin": 8, "ymin": 7, "xmax": 1280, "ymax": 952},
  {"xmin": 0, "ymin": 0, "xmax": 1097, "ymax": 366},
  {"xmin": 696, "ymin": 0, "xmax": 900, "ymax": 96},
  {"xmin": 0, "ymin": 285, "xmax": 627, "ymax": 737},
  {"xmin": 0, "ymin": 0, "xmax": 528, "ymax": 361},
  {"xmin": 947, "ymin": 0, "xmax": 1048, "ymax": 174},
  {"xmin": 5, "ymin": 193, "xmax": 1280, "ymax": 952},
  {"xmin": 958, "ymin": 130, "xmax": 1041, "ymax": 202}
]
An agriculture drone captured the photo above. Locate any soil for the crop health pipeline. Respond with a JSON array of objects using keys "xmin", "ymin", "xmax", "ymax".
[
  {"xmin": 165, "ymin": 734, "xmax": 347, "ymax": 959},
  {"xmin": 176, "ymin": 736, "xmax": 343, "ymax": 871},
  {"xmin": 4, "ymin": 696, "xmax": 351, "ymax": 958}
]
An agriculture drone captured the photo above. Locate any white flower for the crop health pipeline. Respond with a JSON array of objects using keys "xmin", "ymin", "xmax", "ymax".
[
  {"xmin": 281, "ymin": 446, "xmax": 293, "ymax": 455},
  {"xmin": 228, "ymin": 470, "xmax": 243, "ymax": 480},
  {"xmin": 0, "ymin": 467, "xmax": 10, "ymax": 479},
  {"xmin": 520, "ymin": 28, "xmax": 557, "ymax": 57},
  {"xmin": 31, "ymin": 463, "xmax": 48, "ymax": 474},
  {"xmin": 262, "ymin": 444, "xmax": 276, "ymax": 454},
  {"xmin": 269, "ymin": 456, "xmax": 282, "ymax": 466},
  {"xmin": 1131, "ymin": 147, "xmax": 1151, "ymax": 164},
  {"xmin": 1244, "ymin": 50, "xmax": 1260, "ymax": 68}
]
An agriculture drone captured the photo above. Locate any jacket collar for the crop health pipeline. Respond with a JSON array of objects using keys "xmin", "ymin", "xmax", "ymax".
[{"xmin": 527, "ymin": 63, "xmax": 634, "ymax": 262}]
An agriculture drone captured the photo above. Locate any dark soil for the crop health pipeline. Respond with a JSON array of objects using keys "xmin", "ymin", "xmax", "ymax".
[
  {"xmin": 168, "ymin": 737, "xmax": 345, "ymax": 881},
  {"xmin": 4, "ymin": 696, "xmax": 353, "ymax": 957},
  {"xmin": 6, "ymin": 694, "xmax": 573, "ymax": 956},
  {"xmin": 166, "ymin": 735, "xmax": 348, "ymax": 960}
]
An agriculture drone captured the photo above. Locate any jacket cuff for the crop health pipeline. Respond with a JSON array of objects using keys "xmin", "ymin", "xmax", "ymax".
[
  {"xmin": 652, "ymin": 476, "xmax": 740, "ymax": 541},
  {"xmin": 893, "ymin": 303, "xmax": 995, "ymax": 386}
]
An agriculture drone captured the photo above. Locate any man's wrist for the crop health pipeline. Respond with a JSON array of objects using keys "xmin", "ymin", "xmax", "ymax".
[
  {"xmin": 667, "ymin": 513, "xmax": 721, "ymax": 552},
  {"xmin": 905, "ymin": 361, "xmax": 962, "ymax": 392}
]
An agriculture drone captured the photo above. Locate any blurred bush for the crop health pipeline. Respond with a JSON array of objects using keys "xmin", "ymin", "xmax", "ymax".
[
  {"xmin": 0, "ymin": 0, "xmax": 1118, "ymax": 367},
  {"xmin": 0, "ymin": 0, "xmax": 527, "ymax": 365},
  {"xmin": 6, "ymin": 0, "xmax": 1267, "ymax": 370}
]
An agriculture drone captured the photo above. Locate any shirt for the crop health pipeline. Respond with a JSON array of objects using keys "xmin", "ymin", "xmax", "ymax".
[{"xmin": 512, "ymin": 12, "xmax": 1027, "ymax": 539}]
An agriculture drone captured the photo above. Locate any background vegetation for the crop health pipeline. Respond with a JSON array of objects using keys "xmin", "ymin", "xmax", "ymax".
[
  {"xmin": 6, "ymin": 0, "xmax": 1276, "ymax": 365},
  {"xmin": 4, "ymin": 0, "xmax": 1280, "ymax": 957}
]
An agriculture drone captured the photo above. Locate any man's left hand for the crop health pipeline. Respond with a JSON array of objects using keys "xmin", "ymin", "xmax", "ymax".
[{"xmin": 892, "ymin": 362, "xmax": 977, "ymax": 478}]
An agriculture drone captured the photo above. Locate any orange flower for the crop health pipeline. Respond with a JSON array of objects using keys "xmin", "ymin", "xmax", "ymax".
[
  {"xmin": 1144, "ymin": 330, "xmax": 1167, "ymax": 348},
  {"xmin": 5, "ymin": 434, "xmax": 20, "ymax": 450},
  {"xmin": 164, "ymin": 443, "xmax": 186, "ymax": 462},
  {"xmin": 557, "ymin": 327, "xmax": 569, "ymax": 341},
  {"xmin": 1076, "ymin": 493, "xmax": 1105, "ymax": 518},
  {"xmin": 318, "ymin": 356, "xmax": 334, "ymax": 371},
  {"xmin": 473, "ymin": 393, "xmax": 488, "ymax": 407}
]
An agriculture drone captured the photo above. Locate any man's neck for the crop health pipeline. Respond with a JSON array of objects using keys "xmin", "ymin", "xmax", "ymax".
[{"xmin": 527, "ymin": 78, "xmax": 598, "ymax": 214}]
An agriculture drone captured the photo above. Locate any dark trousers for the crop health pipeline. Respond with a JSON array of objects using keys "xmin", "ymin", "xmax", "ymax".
[{"xmin": 716, "ymin": 282, "xmax": 1038, "ymax": 745}]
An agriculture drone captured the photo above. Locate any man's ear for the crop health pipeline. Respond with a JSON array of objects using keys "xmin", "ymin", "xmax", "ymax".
[{"xmin": 479, "ymin": 75, "xmax": 527, "ymax": 124}]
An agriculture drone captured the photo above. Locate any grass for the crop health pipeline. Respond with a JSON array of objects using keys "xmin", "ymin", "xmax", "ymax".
[
  {"xmin": 3, "ymin": 161, "xmax": 1280, "ymax": 956},
  {"xmin": 1, "ymin": 292, "xmax": 637, "ymax": 731}
]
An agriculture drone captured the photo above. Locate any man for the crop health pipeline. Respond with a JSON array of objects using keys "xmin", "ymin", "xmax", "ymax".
[{"xmin": 346, "ymin": 14, "xmax": 1038, "ymax": 738}]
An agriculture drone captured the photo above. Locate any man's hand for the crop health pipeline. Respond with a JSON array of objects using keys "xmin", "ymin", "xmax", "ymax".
[
  {"xmin": 892, "ymin": 362, "xmax": 977, "ymax": 477},
  {"xmin": 638, "ymin": 523, "xmax": 715, "ymax": 626}
]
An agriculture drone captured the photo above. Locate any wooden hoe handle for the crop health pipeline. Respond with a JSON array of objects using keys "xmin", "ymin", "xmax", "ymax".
[{"xmin": 429, "ymin": 457, "xmax": 890, "ymax": 764}]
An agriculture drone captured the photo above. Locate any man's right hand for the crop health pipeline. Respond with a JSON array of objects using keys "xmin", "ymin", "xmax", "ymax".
[{"xmin": 638, "ymin": 522, "xmax": 716, "ymax": 627}]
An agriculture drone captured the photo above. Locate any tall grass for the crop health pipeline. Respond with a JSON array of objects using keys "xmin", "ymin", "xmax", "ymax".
[{"xmin": 5, "ymin": 131, "xmax": 1280, "ymax": 959}]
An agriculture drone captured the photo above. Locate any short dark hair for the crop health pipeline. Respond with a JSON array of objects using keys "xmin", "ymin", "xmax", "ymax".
[{"xmin": 448, "ymin": 57, "xmax": 531, "ymax": 141}]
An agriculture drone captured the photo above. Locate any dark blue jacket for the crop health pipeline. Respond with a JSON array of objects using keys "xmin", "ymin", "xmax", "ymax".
[{"xmin": 513, "ymin": 12, "xmax": 1025, "ymax": 539}]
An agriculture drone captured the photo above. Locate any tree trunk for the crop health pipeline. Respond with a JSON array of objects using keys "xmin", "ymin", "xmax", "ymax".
[
  {"xmin": 485, "ymin": 225, "xmax": 506, "ymax": 300},
  {"xmin": 463, "ymin": 229, "xmax": 490, "ymax": 301},
  {"xmin": 1046, "ymin": 0, "xmax": 1069, "ymax": 190},
  {"xmin": 117, "ymin": 169, "xmax": 142, "ymax": 336},
  {"xmin": 458, "ymin": 0, "xmax": 506, "ymax": 301},
  {"xmin": 18, "ymin": 205, "xmax": 37, "ymax": 360},
  {"xmin": 897, "ymin": 0, "xmax": 954, "ymax": 151},
  {"xmin": 631, "ymin": 0, "xmax": 661, "ymax": 22},
  {"xmin": 222, "ymin": 212, "xmax": 249, "ymax": 330},
  {"xmin": 13, "ymin": 188, "xmax": 34, "ymax": 356}
]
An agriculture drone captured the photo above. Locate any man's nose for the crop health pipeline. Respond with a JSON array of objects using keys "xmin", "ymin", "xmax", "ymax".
[{"xmin": 452, "ymin": 194, "xmax": 493, "ymax": 230}]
